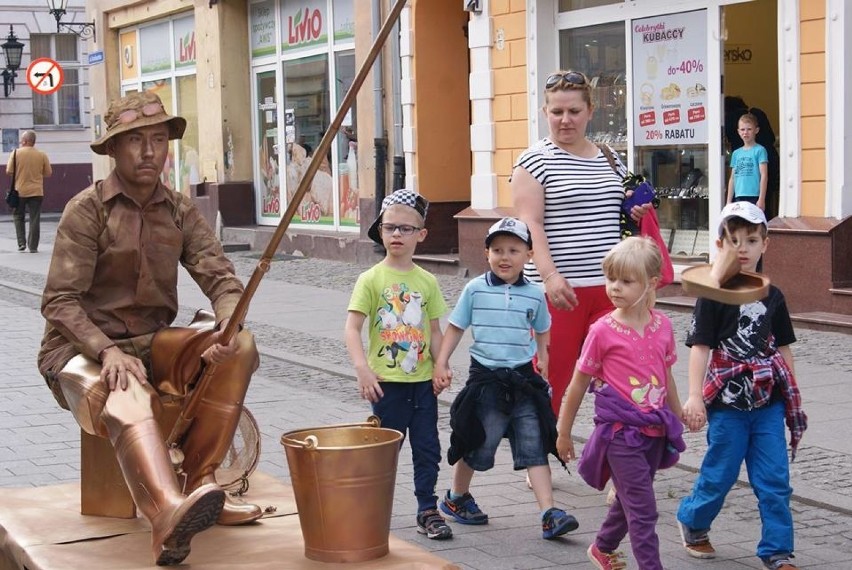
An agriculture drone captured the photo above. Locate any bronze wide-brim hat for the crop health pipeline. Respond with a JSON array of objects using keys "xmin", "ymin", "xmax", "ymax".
[
  {"xmin": 681, "ymin": 265, "xmax": 770, "ymax": 305},
  {"xmin": 90, "ymin": 92, "xmax": 187, "ymax": 155},
  {"xmin": 681, "ymin": 221, "xmax": 770, "ymax": 305}
]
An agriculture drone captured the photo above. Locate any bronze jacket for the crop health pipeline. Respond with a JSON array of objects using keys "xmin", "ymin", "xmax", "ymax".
[{"xmin": 38, "ymin": 171, "xmax": 244, "ymax": 405}]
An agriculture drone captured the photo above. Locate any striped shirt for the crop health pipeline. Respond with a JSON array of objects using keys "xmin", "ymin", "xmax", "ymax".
[
  {"xmin": 515, "ymin": 138, "xmax": 625, "ymax": 287},
  {"xmin": 448, "ymin": 272, "xmax": 551, "ymax": 369}
]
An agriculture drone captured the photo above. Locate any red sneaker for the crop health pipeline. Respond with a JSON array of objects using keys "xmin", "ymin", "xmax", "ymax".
[{"xmin": 587, "ymin": 543, "xmax": 626, "ymax": 570}]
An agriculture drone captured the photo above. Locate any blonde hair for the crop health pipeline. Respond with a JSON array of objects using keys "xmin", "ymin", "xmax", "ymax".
[
  {"xmin": 543, "ymin": 70, "xmax": 593, "ymax": 107},
  {"xmin": 738, "ymin": 112, "xmax": 759, "ymax": 128},
  {"xmin": 602, "ymin": 237, "xmax": 662, "ymax": 288}
]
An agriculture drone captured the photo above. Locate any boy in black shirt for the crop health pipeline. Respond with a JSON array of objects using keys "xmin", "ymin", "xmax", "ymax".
[{"xmin": 676, "ymin": 202, "xmax": 806, "ymax": 570}]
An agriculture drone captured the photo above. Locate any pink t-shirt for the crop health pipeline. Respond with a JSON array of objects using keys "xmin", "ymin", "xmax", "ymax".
[{"xmin": 577, "ymin": 310, "xmax": 677, "ymax": 435}]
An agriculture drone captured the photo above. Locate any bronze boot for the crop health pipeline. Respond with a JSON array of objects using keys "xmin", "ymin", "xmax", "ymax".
[
  {"xmin": 110, "ymin": 417, "xmax": 225, "ymax": 565},
  {"xmin": 179, "ymin": 329, "xmax": 262, "ymax": 525},
  {"xmin": 181, "ymin": 399, "xmax": 263, "ymax": 525}
]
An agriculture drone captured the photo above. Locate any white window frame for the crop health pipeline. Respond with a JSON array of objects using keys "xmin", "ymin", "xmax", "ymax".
[{"xmin": 31, "ymin": 33, "xmax": 83, "ymax": 127}]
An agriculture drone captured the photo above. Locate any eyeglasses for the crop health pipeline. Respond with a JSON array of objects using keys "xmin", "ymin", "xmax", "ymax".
[
  {"xmin": 544, "ymin": 71, "xmax": 588, "ymax": 90},
  {"xmin": 111, "ymin": 102, "xmax": 166, "ymax": 128},
  {"xmin": 379, "ymin": 223, "xmax": 421, "ymax": 236}
]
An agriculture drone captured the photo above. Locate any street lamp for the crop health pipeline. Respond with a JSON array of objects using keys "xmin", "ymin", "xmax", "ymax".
[
  {"xmin": 46, "ymin": 0, "xmax": 96, "ymax": 41},
  {"xmin": 2, "ymin": 25, "xmax": 24, "ymax": 98}
]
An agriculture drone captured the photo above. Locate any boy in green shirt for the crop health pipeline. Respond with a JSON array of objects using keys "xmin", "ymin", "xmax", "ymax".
[{"xmin": 344, "ymin": 189, "xmax": 452, "ymax": 540}]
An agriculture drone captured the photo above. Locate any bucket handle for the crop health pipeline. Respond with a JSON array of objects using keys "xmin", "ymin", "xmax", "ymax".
[{"xmin": 280, "ymin": 415, "xmax": 382, "ymax": 449}]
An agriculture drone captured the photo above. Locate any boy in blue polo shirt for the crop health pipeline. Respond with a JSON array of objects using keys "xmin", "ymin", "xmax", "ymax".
[{"xmin": 433, "ymin": 217, "xmax": 579, "ymax": 540}]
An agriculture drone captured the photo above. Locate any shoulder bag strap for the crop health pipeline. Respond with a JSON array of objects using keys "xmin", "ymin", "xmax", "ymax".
[
  {"xmin": 10, "ymin": 150, "xmax": 16, "ymax": 190},
  {"xmin": 595, "ymin": 143, "xmax": 620, "ymax": 177}
]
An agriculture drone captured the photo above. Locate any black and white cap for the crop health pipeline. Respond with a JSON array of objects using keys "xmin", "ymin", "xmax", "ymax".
[
  {"xmin": 485, "ymin": 217, "xmax": 532, "ymax": 248},
  {"xmin": 367, "ymin": 189, "xmax": 430, "ymax": 244}
]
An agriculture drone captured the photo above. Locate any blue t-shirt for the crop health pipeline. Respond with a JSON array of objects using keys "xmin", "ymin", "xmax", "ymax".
[
  {"xmin": 730, "ymin": 144, "xmax": 768, "ymax": 198},
  {"xmin": 448, "ymin": 272, "xmax": 551, "ymax": 369}
]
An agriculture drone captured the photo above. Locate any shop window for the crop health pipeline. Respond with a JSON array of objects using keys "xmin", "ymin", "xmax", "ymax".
[
  {"xmin": 31, "ymin": 34, "xmax": 82, "ymax": 126},
  {"xmin": 251, "ymin": 0, "xmax": 357, "ymax": 230},
  {"xmin": 143, "ymin": 78, "xmax": 176, "ymax": 190},
  {"xmin": 251, "ymin": 0, "xmax": 277, "ymax": 59},
  {"xmin": 177, "ymin": 76, "xmax": 199, "ymax": 189},
  {"xmin": 282, "ymin": 54, "xmax": 331, "ymax": 224},
  {"xmin": 335, "ymin": 50, "xmax": 357, "ymax": 226},
  {"xmin": 332, "ymin": 0, "xmax": 354, "ymax": 43},
  {"xmin": 139, "ymin": 22, "xmax": 171, "ymax": 74},
  {"xmin": 559, "ymin": 22, "xmax": 627, "ymax": 160},
  {"xmin": 256, "ymin": 70, "xmax": 280, "ymax": 218}
]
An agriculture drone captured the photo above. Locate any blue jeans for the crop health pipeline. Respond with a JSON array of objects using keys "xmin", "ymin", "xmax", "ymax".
[
  {"xmin": 372, "ymin": 380, "xmax": 440, "ymax": 512},
  {"xmin": 677, "ymin": 400, "xmax": 793, "ymax": 559},
  {"xmin": 464, "ymin": 381, "xmax": 548, "ymax": 471}
]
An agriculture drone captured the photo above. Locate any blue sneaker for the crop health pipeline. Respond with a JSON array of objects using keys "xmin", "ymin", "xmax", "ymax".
[
  {"xmin": 542, "ymin": 507, "xmax": 579, "ymax": 539},
  {"xmin": 439, "ymin": 490, "xmax": 488, "ymax": 525}
]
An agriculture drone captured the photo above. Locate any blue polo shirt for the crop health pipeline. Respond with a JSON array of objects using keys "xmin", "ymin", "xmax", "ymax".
[{"xmin": 448, "ymin": 271, "xmax": 551, "ymax": 369}]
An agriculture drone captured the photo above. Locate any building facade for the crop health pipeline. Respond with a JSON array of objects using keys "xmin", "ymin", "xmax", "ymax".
[
  {"xmin": 81, "ymin": 0, "xmax": 850, "ymax": 313},
  {"xmin": 0, "ymin": 0, "xmax": 92, "ymax": 212},
  {"xmin": 452, "ymin": 0, "xmax": 850, "ymax": 314}
]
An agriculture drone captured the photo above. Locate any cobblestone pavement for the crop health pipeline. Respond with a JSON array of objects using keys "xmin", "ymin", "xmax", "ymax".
[{"xmin": 1, "ymin": 219, "xmax": 851, "ymax": 569}]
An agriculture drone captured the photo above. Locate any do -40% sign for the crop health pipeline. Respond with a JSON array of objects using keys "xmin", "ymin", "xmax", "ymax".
[{"xmin": 667, "ymin": 59, "xmax": 704, "ymax": 75}]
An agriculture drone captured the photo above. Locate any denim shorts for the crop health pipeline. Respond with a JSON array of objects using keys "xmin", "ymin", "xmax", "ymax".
[{"xmin": 464, "ymin": 383, "xmax": 548, "ymax": 471}]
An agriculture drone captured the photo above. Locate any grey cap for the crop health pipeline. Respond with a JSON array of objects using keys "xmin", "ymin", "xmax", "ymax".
[{"xmin": 485, "ymin": 217, "xmax": 532, "ymax": 248}]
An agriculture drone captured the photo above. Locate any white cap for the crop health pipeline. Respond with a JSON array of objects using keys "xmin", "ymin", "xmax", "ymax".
[
  {"xmin": 718, "ymin": 202, "xmax": 767, "ymax": 236},
  {"xmin": 485, "ymin": 217, "xmax": 532, "ymax": 248}
]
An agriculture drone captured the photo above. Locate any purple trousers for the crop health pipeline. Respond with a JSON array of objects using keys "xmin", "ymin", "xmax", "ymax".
[{"xmin": 595, "ymin": 430, "xmax": 666, "ymax": 570}]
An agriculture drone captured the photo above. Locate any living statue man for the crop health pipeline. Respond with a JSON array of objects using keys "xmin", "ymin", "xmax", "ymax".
[{"xmin": 37, "ymin": 92, "xmax": 261, "ymax": 566}]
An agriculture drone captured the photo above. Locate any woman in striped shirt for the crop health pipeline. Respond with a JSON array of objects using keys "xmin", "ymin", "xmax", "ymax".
[{"xmin": 512, "ymin": 70, "xmax": 651, "ymax": 416}]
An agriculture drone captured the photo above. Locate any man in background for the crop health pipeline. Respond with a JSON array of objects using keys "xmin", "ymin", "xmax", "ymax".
[{"xmin": 6, "ymin": 130, "xmax": 52, "ymax": 252}]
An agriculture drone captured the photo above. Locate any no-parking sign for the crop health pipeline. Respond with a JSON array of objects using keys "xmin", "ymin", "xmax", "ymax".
[{"xmin": 26, "ymin": 58, "xmax": 65, "ymax": 95}]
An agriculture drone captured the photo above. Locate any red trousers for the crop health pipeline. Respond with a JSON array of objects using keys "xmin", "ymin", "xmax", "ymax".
[{"xmin": 542, "ymin": 284, "xmax": 613, "ymax": 416}]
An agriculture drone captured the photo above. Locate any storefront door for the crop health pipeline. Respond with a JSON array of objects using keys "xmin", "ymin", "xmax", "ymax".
[{"xmin": 253, "ymin": 67, "xmax": 282, "ymax": 221}]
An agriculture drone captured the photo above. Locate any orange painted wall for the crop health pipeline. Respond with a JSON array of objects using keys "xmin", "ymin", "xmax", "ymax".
[
  {"xmin": 492, "ymin": 0, "xmax": 528, "ymax": 207},
  {"xmin": 799, "ymin": 0, "xmax": 826, "ymax": 216},
  {"xmin": 410, "ymin": 0, "xmax": 471, "ymax": 202}
]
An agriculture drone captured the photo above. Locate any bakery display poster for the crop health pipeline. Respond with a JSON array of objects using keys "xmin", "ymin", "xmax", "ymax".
[{"xmin": 632, "ymin": 10, "xmax": 708, "ymax": 147}]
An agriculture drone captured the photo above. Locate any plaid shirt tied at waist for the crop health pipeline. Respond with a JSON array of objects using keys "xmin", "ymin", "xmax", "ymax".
[{"xmin": 705, "ymin": 347, "xmax": 807, "ymax": 460}]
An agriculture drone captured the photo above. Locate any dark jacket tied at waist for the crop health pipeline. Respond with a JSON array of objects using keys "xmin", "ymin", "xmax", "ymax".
[{"xmin": 447, "ymin": 358, "xmax": 566, "ymax": 469}]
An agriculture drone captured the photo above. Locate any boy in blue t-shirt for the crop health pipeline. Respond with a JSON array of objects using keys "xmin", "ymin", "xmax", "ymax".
[
  {"xmin": 433, "ymin": 217, "xmax": 579, "ymax": 540},
  {"xmin": 344, "ymin": 189, "xmax": 452, "ymax": 540},
  {"xmin": 727, "ymin": 113, "xmax": 769, "ymax": 211}
]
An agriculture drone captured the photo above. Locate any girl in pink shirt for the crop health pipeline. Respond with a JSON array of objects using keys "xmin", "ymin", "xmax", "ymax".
[{"xmin": 556, "ymin": 237, "xmax": 688, "ymax": 570}]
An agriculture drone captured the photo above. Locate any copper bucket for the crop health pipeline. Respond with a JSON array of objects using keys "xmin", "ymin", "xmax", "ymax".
[{"xmin": 280, "ymin": 417, "xmax": 403, "ymax": 563}]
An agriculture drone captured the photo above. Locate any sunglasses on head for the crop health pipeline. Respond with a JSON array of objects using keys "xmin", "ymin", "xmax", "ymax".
[
  {"xmin": 545, "ymin": 71, "xmax": 588, "ymax": 90},
  {"xmin": 111, "ymin": 102, "xmax": 166, "ymax": 129}
]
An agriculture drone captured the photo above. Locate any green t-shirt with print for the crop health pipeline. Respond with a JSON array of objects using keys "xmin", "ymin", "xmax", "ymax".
[{"xmin": 348, "ymin": 263, "xmax": 447, "ymax": 383}]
